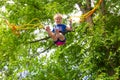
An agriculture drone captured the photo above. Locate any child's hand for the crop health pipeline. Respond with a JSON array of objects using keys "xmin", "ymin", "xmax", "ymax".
[
  {"xmin": 69, "ymin": 19, "xmax": 72, "ymax": 23},
  {"xmin": 45, "ymin": 26, "xmax": 50, "ymax": 31},
  {"xmin": 69, "ymin": 19, "xmax": 72, "ymax": 28}
]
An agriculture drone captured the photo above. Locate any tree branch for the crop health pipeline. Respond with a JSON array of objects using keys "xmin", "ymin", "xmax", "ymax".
[
  {"xmin": 31, "ymin": 43, "xmax": 54, "ymax": 57},
  {"xmin": 28, "ymin": 36, "xmax": 50, "ymax": 43}
]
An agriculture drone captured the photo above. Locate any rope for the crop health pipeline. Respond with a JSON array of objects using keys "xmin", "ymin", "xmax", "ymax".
[
  {"xmin": 5, "ymin": 18, "xmax": 44, "ymax": 35},
  {"xmin": 70, "ymin": 0, "xmax": 103, "ymax": 22}
]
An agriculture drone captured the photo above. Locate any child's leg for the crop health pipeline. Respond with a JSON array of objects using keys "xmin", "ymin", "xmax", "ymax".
[
  {"xmin": 46, "ymin": 27, "xmax": 57, "ymax": 41},
  {"xmin": 55, "ymin": 29, "xmax": 65, "ymax": 41}
]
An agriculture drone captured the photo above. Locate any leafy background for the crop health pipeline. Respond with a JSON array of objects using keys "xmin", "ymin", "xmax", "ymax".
[{"xmin": 0, "ymin": 0, "xmax": 120, "ymax": 80}]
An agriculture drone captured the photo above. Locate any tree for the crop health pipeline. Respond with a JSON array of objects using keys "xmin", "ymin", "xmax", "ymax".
[{"xmin": 0, "ymin": 0, "xmax": 120, "ymax": 79}]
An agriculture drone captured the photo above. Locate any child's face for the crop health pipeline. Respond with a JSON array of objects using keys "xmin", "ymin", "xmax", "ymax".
[{"xmin": 54, "ymin": 16, "xmax": 62, "ymax": 24}]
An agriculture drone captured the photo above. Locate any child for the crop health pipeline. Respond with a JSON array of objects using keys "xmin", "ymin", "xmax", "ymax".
[{"xmin": 45, "ymin": 13, "xmax": 72, "ymax": 46}]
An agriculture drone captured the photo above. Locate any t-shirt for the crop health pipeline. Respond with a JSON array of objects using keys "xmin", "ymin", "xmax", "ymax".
[{"xmin": 52, "ymin": 24, "xmax": 67, "ymax": 34}]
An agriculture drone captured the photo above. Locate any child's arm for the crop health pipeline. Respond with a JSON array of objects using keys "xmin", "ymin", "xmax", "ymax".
[{"xmin": 66, "ymin": 19, "xmax": 72, "ymax": 31}]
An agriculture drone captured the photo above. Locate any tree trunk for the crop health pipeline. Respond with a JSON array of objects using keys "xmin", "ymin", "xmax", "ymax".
[
  {"xmin": 100, "ymin": 0, "xmax": 106, "ymax": 15},
  {"xmin": 78, "ymin": 0, "xmax": 94, "ymax": 26},
  {"xmin": 85, "ymin": 0, "xmax": 93, "ymax": 26}
]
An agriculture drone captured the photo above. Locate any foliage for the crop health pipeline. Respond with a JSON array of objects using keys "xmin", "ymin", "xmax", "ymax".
[{"xmin": 0, "ymin": 0, "xmax": 120, "ymax": 80}]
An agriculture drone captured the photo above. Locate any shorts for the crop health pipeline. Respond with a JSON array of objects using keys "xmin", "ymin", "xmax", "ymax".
[{"xmin": 54, "ymin": 38, "xmax": 66, "ymax": 46}]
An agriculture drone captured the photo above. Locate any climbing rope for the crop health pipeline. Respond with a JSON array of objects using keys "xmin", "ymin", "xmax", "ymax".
[
  {"xmin": 70, "ymin": 0, "xmax": 103, "ymax": 22},
  {"xmin": 5, "ymin": 18, "xmax": 44, "ymax": 35}
]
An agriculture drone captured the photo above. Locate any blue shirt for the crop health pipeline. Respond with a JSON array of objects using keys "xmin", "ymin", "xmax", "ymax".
[{"xmin": 52, "ymin": 24, "xmax": 67, "ymax": 33}]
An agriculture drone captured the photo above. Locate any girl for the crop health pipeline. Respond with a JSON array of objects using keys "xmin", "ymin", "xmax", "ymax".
[{"xmin": 45, "ymin": 13, "xmax": 72, "ymax": 46}]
